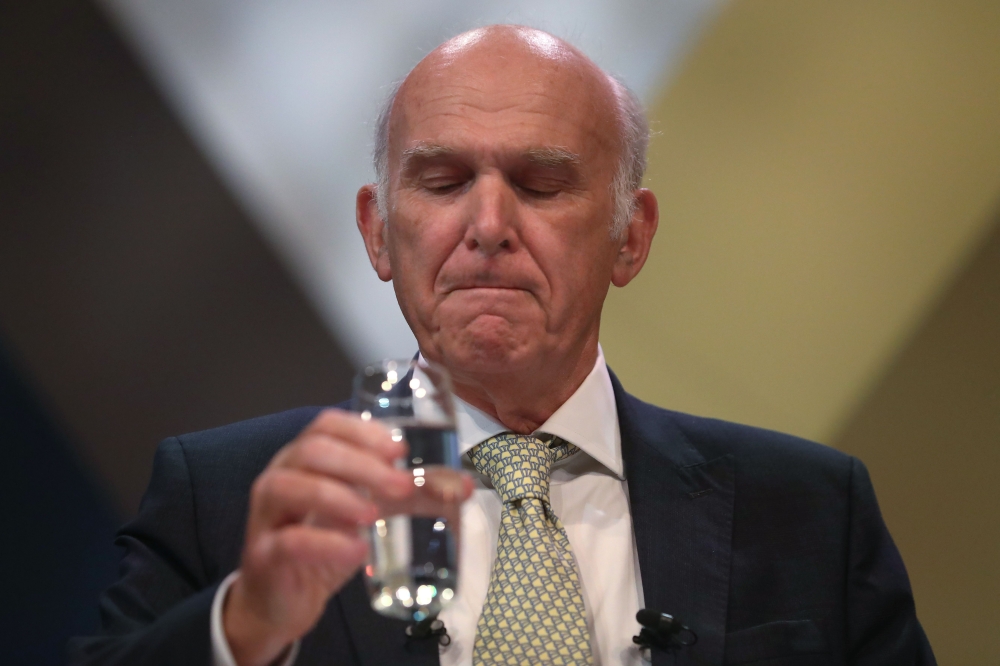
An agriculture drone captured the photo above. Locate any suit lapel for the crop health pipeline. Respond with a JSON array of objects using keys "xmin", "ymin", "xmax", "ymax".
[{"xmin": 612, "ymin": 370, "xmax": 734, "ymax": 666}]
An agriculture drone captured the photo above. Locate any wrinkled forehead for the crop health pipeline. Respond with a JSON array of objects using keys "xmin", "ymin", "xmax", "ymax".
[{"xmin": 389, "ymin": 30, "xmax": 620, "ymax": 169}]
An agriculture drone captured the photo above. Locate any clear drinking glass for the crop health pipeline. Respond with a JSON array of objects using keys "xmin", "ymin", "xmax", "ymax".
[{"xmin": 352, "ymin": 358, "xmax": 461, "ymax": 621}]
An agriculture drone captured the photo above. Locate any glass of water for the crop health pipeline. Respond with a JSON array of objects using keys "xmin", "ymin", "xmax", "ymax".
[{"xmin": 352, "ymin": 358, "xmax": 461, "ymax": 621}]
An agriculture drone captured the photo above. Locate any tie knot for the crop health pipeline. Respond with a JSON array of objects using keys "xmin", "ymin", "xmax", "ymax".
[{"xmin": 470, "ymin": 433, "xmax": 578, "ymax": 504}]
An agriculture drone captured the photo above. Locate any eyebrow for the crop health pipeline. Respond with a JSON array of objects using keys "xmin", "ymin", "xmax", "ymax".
[
  {"xmin": 401, "ymin": 143, "xmax": 456, "ymax": 163},
  {"xmin": 523, "ymin": 146, "xmax": 582, "ymax": 168},
  {"xmin": 399, "ymin": 143, "xmax": 582, "ymax": 170}
]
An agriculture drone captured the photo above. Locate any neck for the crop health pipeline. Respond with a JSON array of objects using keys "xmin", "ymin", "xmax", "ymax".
[{"xmin": 444, "ymin": 340, "xmax": 600, "ymax": 434}]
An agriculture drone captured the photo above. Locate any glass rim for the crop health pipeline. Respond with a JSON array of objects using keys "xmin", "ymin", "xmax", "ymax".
[{"xmin": 352, "ymin": 356, "xmax": 456, "ymax": 423}]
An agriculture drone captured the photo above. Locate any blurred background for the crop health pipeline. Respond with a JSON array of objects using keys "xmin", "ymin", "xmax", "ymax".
[{"xmin": 1, "ymin": 0, "xmax": 997, "ymax": 663}]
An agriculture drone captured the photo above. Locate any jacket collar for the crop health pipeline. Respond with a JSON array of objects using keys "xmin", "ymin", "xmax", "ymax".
[{"xmin": 449, "ymin": 346, "xmax": 624, "ymax": 479}]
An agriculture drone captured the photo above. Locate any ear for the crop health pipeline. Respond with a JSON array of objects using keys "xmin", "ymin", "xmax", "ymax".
[
  {"xmin": 611, "ymin": 188, "xmax": 659, "ymax": 288},
  {"xmin": 356, "ymin": 184, "xmax": 393, "ymax": 282}
]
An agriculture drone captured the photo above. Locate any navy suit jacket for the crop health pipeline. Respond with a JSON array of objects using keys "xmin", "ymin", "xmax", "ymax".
[{"xmin": 70, "ymin": 371, "xmax": 934, "ymax": 665}]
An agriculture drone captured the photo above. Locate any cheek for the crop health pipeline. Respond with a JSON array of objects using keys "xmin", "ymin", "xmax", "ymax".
[
  {"xmin": 530, "ymin": 225, "xmax": 616, "ymax": 304},
  {"xmin": 547, "ymin": 266, "xmax": 610, "ymax": 329},
  {"xmin": 387, "ymin": 212, "xmax": 460, "ymax": 301}
]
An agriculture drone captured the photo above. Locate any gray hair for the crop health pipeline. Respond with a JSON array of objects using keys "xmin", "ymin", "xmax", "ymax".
[
  {"xmin": 607, "ymin": 76, "xmax": 650, "ymax": 239},
  {"xmin": 372, "ymin": 74, "xmax": 649, "ymax": 240},
  {"xmin": 373, "ymin": 79, "xmax": 402, "ymax": 224}
]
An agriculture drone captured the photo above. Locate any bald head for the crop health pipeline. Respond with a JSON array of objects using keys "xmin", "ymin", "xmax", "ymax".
[
  {"xmin": 355, "ymin": 25, "xmax": 659, "ymax": 421},
  {"xmin": 372, "ymin": 25, "xmax": 648, "ymax": 238}
]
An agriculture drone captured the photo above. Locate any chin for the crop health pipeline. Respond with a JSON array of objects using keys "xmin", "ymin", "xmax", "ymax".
[{"xmin": 435, "ymin": 317, "xmax": 536, "ymax": 377}]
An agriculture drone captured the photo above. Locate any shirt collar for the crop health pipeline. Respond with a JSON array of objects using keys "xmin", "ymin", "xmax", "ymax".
[{"xmin": 434, "ymin": 345, "xmax": 623, "ymax": 480}]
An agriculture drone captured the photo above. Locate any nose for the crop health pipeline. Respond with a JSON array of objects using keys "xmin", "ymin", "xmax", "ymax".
[{"xmin": 463, "ymin": 173, "xmax": 519, "ymax": 256}]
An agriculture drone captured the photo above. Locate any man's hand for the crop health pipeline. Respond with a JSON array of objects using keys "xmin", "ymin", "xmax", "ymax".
[{"xmin": 223, "ymin": 409, "xmax": 472, "ymax": 666}]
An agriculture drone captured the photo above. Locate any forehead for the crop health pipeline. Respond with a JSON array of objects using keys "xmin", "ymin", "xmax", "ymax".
[{"xmin": 390, "ymin": 50, "xmax": 619, "ymax": 167}]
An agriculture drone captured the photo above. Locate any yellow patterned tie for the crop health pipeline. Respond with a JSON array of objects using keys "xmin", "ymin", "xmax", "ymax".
[{"xmin": 470, "ymin": 433, "xmax": 593, "ymax": 666}]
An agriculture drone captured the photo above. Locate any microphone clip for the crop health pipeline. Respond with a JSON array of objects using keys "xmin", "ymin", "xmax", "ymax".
[
  {"xmin": 632, "ymin": 609, "xmax": 698, "ymax": 653},
  {"xmin": 405, "ymin": 616, "xmax": 451, "ymax": 647}
]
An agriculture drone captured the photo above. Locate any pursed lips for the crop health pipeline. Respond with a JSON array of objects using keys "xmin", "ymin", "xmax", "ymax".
[
  {"xmin": 440, "ymin": 282, "xmax": 535, "ymax": 296},
  {"xmin": 436, "ymin": 268, "xmax": 543, "ymax": 301},
  {"xmin": 436, "ymin": 283, "xmax": 543, "ymax": 314},
  {"xmin": 438, "ymin": 274, "xmax": 537, "ymax": 295}
]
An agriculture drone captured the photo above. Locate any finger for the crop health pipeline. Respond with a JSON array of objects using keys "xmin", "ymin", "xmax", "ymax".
[
  {"xmin": 419, "ymin": 467, "xmax": 474, "ymax": 503},
  {"xmin": 298, "ymin": 408, "xmax": 406, "ymax": 460},
  {"xmin": 251, "ymin": 468, "xmax": 378, "ymax": 531},
  {"xmin": 257, "ymin": 524, "xmax": 369, "ymax": 571},
  {"xmin": 379, "ymin": 468, "xmax": 474, "ymax": 517},
  {"xmin": 305, "ymin": 512, "xmax": 366, "ymax": 533},
  {"xmin": 276, "ymin": 435, "xmax": 413, "ymax": 500}
]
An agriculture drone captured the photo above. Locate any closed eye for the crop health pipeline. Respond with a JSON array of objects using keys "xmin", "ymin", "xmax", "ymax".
[
  {"xmin": 515, "ymin": 177, "xmax": 565, "ymax": 199},
  {"xmin": 424, "ymin": 179, "xmax": 468, "ymax": 195},
  {"xmin": 518, "ymin": 185, "xmax": 560, "ymax": 198},
  {"xmin": 417, "ymin": 168, "xmax": 471, "ymax": 193},
  {"xmin": 512, "ymin": 161, "xmax": 578, "ymax": 200}
]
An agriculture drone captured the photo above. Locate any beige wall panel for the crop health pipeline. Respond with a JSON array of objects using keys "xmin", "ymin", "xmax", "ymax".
[{"xmin": 601, "ymin": 1, "xmax": 1000, "ymax": 442}]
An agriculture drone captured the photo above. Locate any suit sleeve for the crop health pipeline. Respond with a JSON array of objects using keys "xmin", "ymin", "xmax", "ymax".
[
  {"xmin": 68, "ymin": 437, "xmax": 218, "ymax": 666},
  {"xmin": 846, "ymin": 457, "xmax": 936, "ymax": 665}
]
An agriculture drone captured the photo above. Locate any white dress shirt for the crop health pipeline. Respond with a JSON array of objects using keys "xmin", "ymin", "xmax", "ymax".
[{"xmin": 212, "ymin": 346, "xmax": 647, "ymax": 666}]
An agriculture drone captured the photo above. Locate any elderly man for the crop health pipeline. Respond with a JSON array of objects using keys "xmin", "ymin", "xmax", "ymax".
[{"xmin": 72, "ymin": 25, "xmax": 934, "ymax": 666}]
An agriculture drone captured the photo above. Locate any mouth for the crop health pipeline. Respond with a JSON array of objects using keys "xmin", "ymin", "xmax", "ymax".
[
  {"xmin": 448, "ymin": 285, "xmax": 527, "ymax": 292},
  {"xmin": 437, "ymin": 262, "xmax": 540, "ymax": 295},
  {"xmin": 437, "ymin": 269, "xmax": 540, "ymax": 298},
  {"xmin": 440, "ymin": 273, "xmax": 535, "ymax": 290},
  {"xmin": 442, "ymin": 286, "xmax": 535, "ymax": 301}
]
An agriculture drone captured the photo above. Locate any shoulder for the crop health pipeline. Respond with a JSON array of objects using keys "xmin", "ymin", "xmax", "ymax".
[
  {"xmin": 620, "ymin": 389, "xmax": 856, "ymax": 488},
  {"xmin": 174, "ymin": 406, "xmax": 326, "ymax": 460},
  {"xmin": 143, "ymin": 405, "xmax": 330, "ymax": 508},
  {"xmin": 621, "ymin": 393, "xmax": 867, "ymax": 549},
  {"xmin": 673, "ymin": 408, "xmax": 848, "ymax": 468},
  {"xmin": 135, "ymin": 406, "xmax": 330, "ymax": 578},
  {"xmin": 164, "ymin": 405, "xmax": 335, "ymax": 490}
]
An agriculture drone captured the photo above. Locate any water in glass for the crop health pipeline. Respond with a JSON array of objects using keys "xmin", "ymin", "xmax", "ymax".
[{"xmin": 352, "ymin": 359, "xmax": 460, "ymax": 621}]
